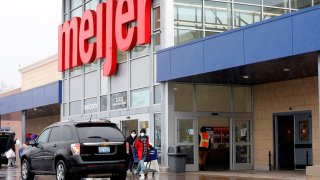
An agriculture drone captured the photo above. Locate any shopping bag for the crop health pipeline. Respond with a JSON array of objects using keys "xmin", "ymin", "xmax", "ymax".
[{"xmin": 5, "ymin": 149, "xmax": 15, "ymax": 158}]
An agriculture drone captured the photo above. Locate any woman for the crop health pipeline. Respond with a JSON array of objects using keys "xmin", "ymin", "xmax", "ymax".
[
  {"xmin": 6, "ymin": 133, "xmax": 16, "ymax": 167},
  {"xmin": 126, "ymin": 130, "xmax": 137, "ymax": 173},
  {"xmin": 134, "ymin": 128, "xmax": 152, "ymax": 176}
]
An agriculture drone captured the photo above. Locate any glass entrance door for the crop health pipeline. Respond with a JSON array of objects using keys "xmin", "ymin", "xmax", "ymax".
[
  {"xmin": 176, "ymin": 118, "xmax": 198, "ymax": 171},
  {"xmin": 232, "ymin": 118, "xmax": 253, "ymax": 170}
]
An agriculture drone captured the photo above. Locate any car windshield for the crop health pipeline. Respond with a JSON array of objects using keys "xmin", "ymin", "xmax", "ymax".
[{"xmin": 76, "ymin": 124, "xmax": 124, "ymax": 141}]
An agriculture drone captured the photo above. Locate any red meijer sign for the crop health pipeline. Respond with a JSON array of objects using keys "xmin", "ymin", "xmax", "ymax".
[{"xmin": 58, "ymin": 0, "xmax": 151, "ymax": 76}]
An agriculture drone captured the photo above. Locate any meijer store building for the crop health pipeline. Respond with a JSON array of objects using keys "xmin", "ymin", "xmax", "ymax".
[{"xmin": 60, "ymin": 0, "xmax": 320, "ymax": 175}]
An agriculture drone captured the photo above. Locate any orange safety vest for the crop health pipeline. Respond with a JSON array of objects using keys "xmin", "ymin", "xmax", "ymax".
[{"xmin": 199, "ymin": 132, "xmax": 209, "ymax": 148}]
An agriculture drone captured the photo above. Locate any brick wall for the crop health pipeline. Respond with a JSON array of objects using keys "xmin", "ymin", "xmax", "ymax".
[{"xmin": 253, "ymin": 76, "xmax": 320, "ymax": 170}]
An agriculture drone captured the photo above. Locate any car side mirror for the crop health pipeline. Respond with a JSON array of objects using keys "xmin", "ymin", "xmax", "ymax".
[{"xmin": 28, "ymin": 140, "xmax": 37, "ymax": 146}]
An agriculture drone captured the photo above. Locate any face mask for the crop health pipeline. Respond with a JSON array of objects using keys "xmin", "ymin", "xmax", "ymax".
[
  {"xmin": 140, "ymin": 133, "xmax": 145, "ymax": 137},
  {"xmin": 131, "ymin": 133, "xmax": 136, "ymax": 138}
]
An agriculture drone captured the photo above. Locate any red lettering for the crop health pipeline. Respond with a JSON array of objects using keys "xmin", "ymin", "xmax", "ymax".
[
  {"xmin": 79, "ymin": 10, "xmax": 97, "ymax": 64},
  {"xmin": 96, "ymin": 3, "xmax": 106, "ymax": 58},
  {"xmin": 115, "ymin": 0, "xmax": 137, "ymax": 51},
  {"xmin": 137, "ymin": 0, "xmax": 151, "ymax": 45},
  {"xmin": 103, "ymin": 0, "xmax": 117, "ymax": 76},
  {"xmin": 58, "ymin": 0, "xmax": 151, "ymax": 76},
  {"xmin": 58, "ymin": 17, "xmax": 81, "ymax": 71}
]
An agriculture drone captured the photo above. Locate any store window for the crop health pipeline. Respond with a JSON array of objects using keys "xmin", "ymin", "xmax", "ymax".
[
  {"xmin": 100, "ymin": 95, "xmax": 108, "ymax": 111},
  {"xmin": 70, "ymin": 100, "xmax": 82, "ymax": 116},
  {"xmin": 234, "ymin": 0, "xmax": 260, "ymax": 4},
  {"xmin": 71, "ymin": 0, "xmax": 82, "ymax": 10},
  {"xmin": 154, "ymin": 113, "xmax": 161, "ymax": 164},
  {"xmin": 154, "ymin": 85, "xmax": 161, "ymax": 104},
  {"xmin": 131, "ymin": 88, "xmax": 150, "ymax": 108},
  {"xmin": 118, "ymin": 50, "xmax": 127, "ymax": 63},
  {"xmin": 84, "ymin": 60, "xmax": 98, "ymax": 73},
  {"xmin": 234, "ymin": 4, "xmax": 261, "ymax": 28},
  {"xmin": 110, "ymin": 92, "xmax": 127, "ymax": 110},
  {"xmin": 174, "ymin": 0, "xmax": 203, "ymax": 29},
  {"xmin": 131, "ymin": 57, "xmax": 150, "ymax": 89},
  {"xmin": 63, "ymin": 103, "xmax": 69, "ymax": 117},
  {"xmin": 174, "ymin": 29, "xmax": 202, "ymax": 45},
  {"xmin": 263, "ymin": 7, "xmax": 289, "ymax": 20},
  {"xmin": 291, "ymin": 0, "xmax": 312, "ymax": 9},
  {"xmin": 315, "ymin": 0, "xmax": 320, "ymax": 5},
  {"xmin": 85, "ymin": 0, "xmax": 99, "ymax": 10},
  {"xmin": 71, "ymin": 7, "xmax": 82, "ymax": 18},
  {"xmin": 233, "ymin": 87, "xmax": 252, "ymax": 112},
  {"xmin": 84, "ymin": 98, "xmax": 98, "ymax": 114},
  {"xmin": 131, "ymin": 45, "xmax": 150, "ymax": 58},
  {"xmin": 263, "ymin": 0, "xmax": 289, "ymax": 8},
  {"xmin": 153, "ymin": 7, "xmax": 160, "ymax": 30},
  {"xmin": 196, "ymin": 85, "xmax": 231, "ymax": 112},
  {"xmin": 70, "ymin": 66, "xmax": 82, "ymax": 77},
  {"xmin": 178, "ymin": 119, "xmax": 193, "ymax": 143},
  {"xmin": 204, "ymin": 1, "xmax": 231, "ymax": 31},
  {"xmin": 153, "ymin": 33, "xmax": 161, "ymax": 51},
  {"xmin": 174, "ymin": 84, "xmax": 193, "ymax": 112},
  {"xmin": 70, "ymin": 76, "xmax": 83, "ymax": 101},
  {"xmin": 84, "ymin": 71, "xmax": 98, "ymax": 98}
]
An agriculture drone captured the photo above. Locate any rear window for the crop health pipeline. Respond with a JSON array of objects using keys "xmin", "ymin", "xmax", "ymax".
[{"xmin": 76, "ymin": 124, "xmax": 124, "ymax": 141}]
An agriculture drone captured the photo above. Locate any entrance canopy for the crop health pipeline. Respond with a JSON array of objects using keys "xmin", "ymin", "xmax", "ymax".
[{"xmin": 157, "ymin": 5, "xmax": 320, "ymax": 85}]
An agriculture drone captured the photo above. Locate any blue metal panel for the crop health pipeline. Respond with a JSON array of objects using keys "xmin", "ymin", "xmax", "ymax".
[
  {"xmin": 292, "ymin": 9, "xmax": 320, "ymax": 55},
  {"xmin": 156, "ymin": 5, "xmax": 320, "ymax": 82},
  {"xmin": 244, "ymin": 17, "xmax": 293, "ymax": 64},
  {"xmin": 0, "ymin": 81, "xmax": 62, "ymax": 115},
  {"xmin": 204, "ymin": 31, "xmax": 245, "ymax": 72},
  {"xmin": 156, "ymin": 51, "xmax": 171, "ymax": 82},
  {"xmin": 170, "ymin": 41, "xmax": 204, "ymax": 79}
]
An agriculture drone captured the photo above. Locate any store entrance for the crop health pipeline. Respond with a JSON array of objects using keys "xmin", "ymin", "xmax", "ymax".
[
  {"xmin": 198, "ymin": 117, "xmax": 230, "ymax": 170},
  {"xmin": 121, "ymin": 120, "xmax": 138, "ymax": 138},
  {"xmin": 275, "ymin": 112, "xmax": 312, "ymax": 170}
]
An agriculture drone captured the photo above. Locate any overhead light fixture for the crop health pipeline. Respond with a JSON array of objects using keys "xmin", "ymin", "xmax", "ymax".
[
  {"xmin": 283, "ymin": 68, "xmax": 290, "ymax": 72},
  {"xmin": 174, "ymin": 88, "xmax": 179, "ymax": 91},
  {"xmin": 242, "ymin": 75, "xmax": 250, "ymax": 79}
]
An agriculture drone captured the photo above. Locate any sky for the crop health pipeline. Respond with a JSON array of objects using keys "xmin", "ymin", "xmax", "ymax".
[{"xmin": 0, "ymin": 0, "xmax": 62, "ymax": 90}]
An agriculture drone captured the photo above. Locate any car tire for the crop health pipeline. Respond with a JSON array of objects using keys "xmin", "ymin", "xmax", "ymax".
[
  {"xmin": 110, "ymin": 172, "xmax": 127, "ymax": 180},
  {"xmin": 21, "ymin": 159, "xmax": 35, "ymax": 180},
  {"xmin": 55, "ymin": 160, "xmax": 69, "ymax": 180}
]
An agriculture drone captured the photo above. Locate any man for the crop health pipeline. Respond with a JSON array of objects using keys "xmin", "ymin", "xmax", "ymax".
[
  {"xmin": 6, "ymin": 133, "xmax": 16, "ymax": 167},
  {"xmin": 126, "ymin": 130, "xmax": 137, "ymax": 174},
  {"xmin": 198, "ymin": 126, "xmax": 210, "ymax": 171},
  {"xmin": 134, "ymin": 128, "xmax": 152, "ymax": 176}
]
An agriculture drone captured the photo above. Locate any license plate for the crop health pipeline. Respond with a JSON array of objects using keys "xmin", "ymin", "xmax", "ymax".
[{"xmin": 98, "ymin": 146, "xmax": 110, "ymax": 154}]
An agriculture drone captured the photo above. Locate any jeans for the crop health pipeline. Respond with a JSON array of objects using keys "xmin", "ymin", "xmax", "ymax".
[
  {"xmin": 136, "ymin": 157, "xmax": 146, "ymax": 174},
  {"xmin": 8, "ymin": 157, "xmax": 15, "ymax": 167}
]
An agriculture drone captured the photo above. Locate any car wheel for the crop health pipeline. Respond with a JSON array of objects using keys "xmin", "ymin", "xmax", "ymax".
[
  {"xmin": 110, "ymin": 172, "xmax": 127, "ymax": 180},
  {"xmin": 21, "ymin": 159, "xmax": 35, "ymax": 180},
  {"xmin": 56, "ymin": 160, "xmax": 69, "ymax": 180}
]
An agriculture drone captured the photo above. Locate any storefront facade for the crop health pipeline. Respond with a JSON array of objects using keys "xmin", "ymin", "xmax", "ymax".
[{"xmin": 61, "ymin": 0, "xmax": 320, "ymax": 173}]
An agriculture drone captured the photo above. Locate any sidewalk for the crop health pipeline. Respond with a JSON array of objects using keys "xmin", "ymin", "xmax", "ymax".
[{"xmin": 191, "ymin": 170, "xmax": 306, "ymax": 180}]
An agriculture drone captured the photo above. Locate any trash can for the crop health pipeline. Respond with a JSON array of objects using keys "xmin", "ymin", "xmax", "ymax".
[{"xmin": 168, "ymin": 146, "xmax": 186, "ymax": 173}]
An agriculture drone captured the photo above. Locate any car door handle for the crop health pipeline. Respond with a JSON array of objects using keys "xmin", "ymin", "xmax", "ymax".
[{"xmin": 53, "ymin": 144, "xmax": 57, "ymax": 148}]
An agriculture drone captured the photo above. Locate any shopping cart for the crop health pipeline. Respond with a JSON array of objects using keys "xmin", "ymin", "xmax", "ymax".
[{"xmin": 132, "ymin": 147, "xmax": 158, "ymax": 176}]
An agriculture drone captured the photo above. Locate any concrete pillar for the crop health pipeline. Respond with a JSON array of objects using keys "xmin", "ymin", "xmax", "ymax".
[
  {"xmin": 306, "ymin": 54, "xmax": 320, "ymax": 179},
  {"xmin": 22, "ymin": 110, "xmax": 26, "ymax": 143}
]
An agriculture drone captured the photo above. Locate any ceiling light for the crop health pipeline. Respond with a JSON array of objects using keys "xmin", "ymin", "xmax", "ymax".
[
  {"xmin": 242, "ymin": 75, "xmax": 250, "ymax": 79},
  {"xmin": 283, "ymin": 68, "xmax": 290, "ymax": 72}
]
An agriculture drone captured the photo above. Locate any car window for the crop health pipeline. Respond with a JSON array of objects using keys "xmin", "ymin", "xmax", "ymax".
[
  {"xmin": 61, "ymin": 125, "xmax": 75, "ymax": 140},
  {"xmin": 76, "ymin": 125, "xmax": 124, "ymax": 140},
  {"xmin": 37, "ymin": 128, "xmax": 51, "ymax": 145},
  {"xmin": 49, "ymin": 127, "xmax": 61, "ymax": 142}
]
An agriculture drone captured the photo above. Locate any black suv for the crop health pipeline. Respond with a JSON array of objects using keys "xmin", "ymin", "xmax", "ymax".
[
  {"xmin": 21, "ymin": 121, "xmax": 128, "ymax": 180},
  {"xmin": 0, "ymin": 128, "xmax": 14, "ymax": 167}
]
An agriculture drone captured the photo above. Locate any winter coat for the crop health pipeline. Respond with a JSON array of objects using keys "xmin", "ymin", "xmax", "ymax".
[{"xmin": 134, "ymin": 136, "xmax": 151, "ymax": 160}]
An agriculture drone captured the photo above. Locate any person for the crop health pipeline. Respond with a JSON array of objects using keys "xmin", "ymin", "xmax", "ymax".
[
  {"xmin": 6, "ymin": 133, "xmax": 17, "ymax": 167},
  {"xmin": 198, "ymin": 126, "xmax": 211, "ymax": 171},
  {"xmin": 134, "ymin": 128, "xmax": 152, "ymax": 176},
  {"xmin": 126, "ymin": 130, "xmax": 137, "ymax": 174}
]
